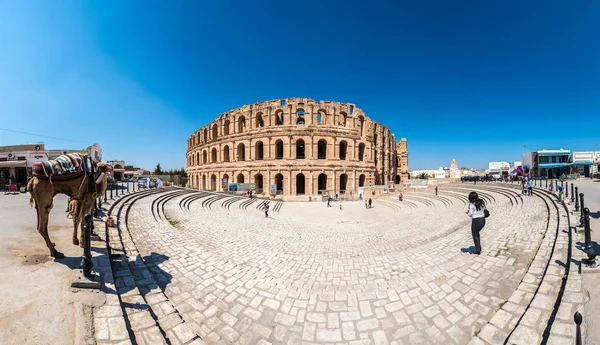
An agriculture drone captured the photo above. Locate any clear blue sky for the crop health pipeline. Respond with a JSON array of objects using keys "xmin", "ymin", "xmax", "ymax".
[{"xmin": 1, "ymin": 1, "xmax": 599, "ymax": 170}]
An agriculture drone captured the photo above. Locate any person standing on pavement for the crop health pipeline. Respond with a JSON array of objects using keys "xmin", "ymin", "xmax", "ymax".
[
  {"xmin": 263, "ymin": 202, "xmax": 269, "ymax": 217},
  {"xmin": 467, "ymin": 191, "xmax": 487, "ymax": 255},
  {"xmin": 368, "ymin": 198, "xmax": 372, "ymax": 208},
  {"xmin": 527, "ymin": 179, "xmax": 533, "ymax": 196},
  {"xmin": 435, "ymin": 186, "xmax": 438, "ymax": 196}
]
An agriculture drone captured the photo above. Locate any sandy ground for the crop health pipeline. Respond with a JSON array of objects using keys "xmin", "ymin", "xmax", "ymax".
[{"xmin": 0, "ymin": 193, "xmax": 103, "ymax": 345}]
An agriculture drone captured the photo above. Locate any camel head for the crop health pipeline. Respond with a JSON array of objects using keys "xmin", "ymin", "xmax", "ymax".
[{"xmin": 95, "ymin": 162, "xmax": 109, "ymax": 197}]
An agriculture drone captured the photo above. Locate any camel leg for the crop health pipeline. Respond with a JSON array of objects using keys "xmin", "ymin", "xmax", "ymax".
[
  {"xmin": 37, "ymin": 199, "xmax": 63, "ymax": 258},
  {"xmin": 72, "ymin": 200, "xmax": 82, "ymax": 246}
]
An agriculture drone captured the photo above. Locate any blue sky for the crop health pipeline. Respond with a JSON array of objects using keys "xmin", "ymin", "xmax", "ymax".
[{"xmin": 1, "ymin": 1, "xmax": 598, "ymax": 170}]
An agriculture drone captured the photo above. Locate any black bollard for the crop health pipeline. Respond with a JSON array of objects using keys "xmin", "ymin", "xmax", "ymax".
[
  {"xmin": 584, "ymin": 208, "xmax": 592, "ymax": 246},
  {"xmin": 80, "ymin": 214, "xmax": 94, "ymax": 277},
  {"xmin": 575, "ymin": 187, "xmax": 579, "ymax": 211},
  {"xmin": 110, "ymin": 184, "xmax": 113, "ymax": 199},
  {"xmin": 571, "ymin": 183, "xmax": 575, "ymax": 202},
  {"xmin": 566, "ymin": 182, "xmax": 569, "ymax": 198},
  {"xmin": 545, "ymin": 179, "xmax": 548, "ymax": 188},
  {"xmin": 575, "ymin": 312, "xmax": 583, "ymax": 345},
  {"xmin": 115, "ymin": 182, "xmax": 119, "ymax": 197},
  {"xmin": 127, "ymin": 181, "xmax": 130, "ymax": 193},
  {"xmin": 579, "ymin": 193, "xmax": 585, "ymax": 227},
  {"xmin": 104, "ymin": 188, "xmax": 108, "ymax": 205}
]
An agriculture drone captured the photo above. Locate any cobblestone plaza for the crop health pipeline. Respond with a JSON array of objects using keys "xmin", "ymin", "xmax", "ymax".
[{"xmin": 89, "ymin": 182, "xmax": 583, "ymax": 345}]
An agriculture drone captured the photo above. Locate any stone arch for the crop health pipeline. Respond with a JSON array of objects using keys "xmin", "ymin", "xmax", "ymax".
[
  {"xmin": 254, "ymin": 173, "xmax": 263, "ymax": 192},
  {"xmin": 237, "ymin": 143, "xmax": 246, "ymax": 161},
  {"xmin": 339, "ymin": 140, "xmax": 348, "ymax": 160},
  {"xmin": 211, "ymin": 148, "xmax": 217, "ymax": 163},
  {"xmin": 316, "ymin": 109, "xmax": 326, "ymax": 124},
  {"xmin": 223, "ymin": 145, "xmax": 230, "ymax": 162},
  {"xmin": 223, "ymin": 173, "xmax": 229, "ymax": 192},
  {"xmin": 275, "ymin": 173, "xmax": 284, "ymax": 193},
  {"xmin": 275, "ymin": 110, "xmax": 284, "ymax": 125},
  {"xmin": 358, "ymin": 143, "xmax": 365, "ymax": 161},
  {"xmin": 224, "ymin": 119, "xmax": 230, "ymax": 136},
  {"xmin": 210, "ymin": 174, "xmax": 217, "ymax": 191},
  {"xmin": 195, "ymin": 174, "xmax": 199, "ymax": 188},
  {"xmin": 196, "ymin": 152, "xmax": 200, "ymax": 166},
  {"xmin": 296, "ymin": 109, "xmax": 305, "ymax": 125},
  {"xmin": 318, "ymin": 139, "xmax": 327, "ymax": 159},
  {"xmin": 296, "ymin": 139, "xmax": 305, "ymax": 159},
  {"xmin": 256, "ymin": 113, "xmax": 264, "ymax": 128},
  {"xmin": 296, "ymin": 173, "xmax": 305, "ymax": 195},
  {"xmin": 238, "ymin": 115, "xmax": 246, "ymax": 133},
  {"xmin": 203, "ymin": 150, "xmax": 207, "ymax": 164},
  {"xmin": 202, "ymin": 174, "xmax": 207, "ymax": 190},
  {"xmin": 237, "ymin": 173, "xmax": 245, "ymax": 183},
  {"xmin": 275, "ymin": 139, "xmax": 284, "ymax": 159},
  {"xmin": 255, "ymin": 141, "xmax": 264, "ymax": 160},
  {"xmin": 339, "ymin": 173, "xmax": 348, "ymax": 193},
  {"xmin": 318, "ymin": 173, "xmax": 327, "ymax": 194},
  {"xmin": 358, "ymin": 115, "xmax": 365, "ymax": 136},
  {"xmin": 338, "ymin": 112, "xmax": 347, "ymax": 127},
  {"xmin": 395, "ymin": 175, "xmax": 401, "ymax": 184},
  {"xmin": 203, "ymin": 128, "xmax": 208, "ymax": 143},
  {"xmin": 359, "ymin": 174, "xmax": 366, "ymax": 187},
  {"xmin": 212, "ymin": 123, "xmax": 218, "ymax": 140}
]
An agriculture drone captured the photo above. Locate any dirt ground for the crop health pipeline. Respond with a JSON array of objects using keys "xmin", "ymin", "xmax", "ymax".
[{"xmin": 0, "ymin": 193, "xmax": 103, "ymax": 345}]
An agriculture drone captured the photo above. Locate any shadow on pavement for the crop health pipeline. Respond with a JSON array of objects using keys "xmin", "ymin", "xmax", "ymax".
[{"xmin": 461, "ymin": 246, "xmax": 476, "ymax": 254}]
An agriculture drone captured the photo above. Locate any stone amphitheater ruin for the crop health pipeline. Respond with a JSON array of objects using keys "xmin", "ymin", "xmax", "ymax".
[{"xmin": 186, "ymin": 98, "xmax": 408, "ymax": 199}]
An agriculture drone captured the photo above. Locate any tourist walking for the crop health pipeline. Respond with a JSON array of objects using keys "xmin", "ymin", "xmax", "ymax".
[
  {"xmin": 327, "ymin": 196, "xmax": 332, "ymax": 207},
  {"xmin": 399, "ymin": 192, "xmax": 403, "ymax": 202},
  {"xmin": 435, "ymin": 186, "xmax": 438, "ymax": 196},
  {"xmin": 527, "ymin": 179, "xmax": 533, "ymax": 196},
  {"xmin": 263, "ymin": 202, "xmax": 269, "ymax": 217},
  {"xmin": 466, "ymin": 192, "xmax": 487, "ymax": 255},
  {"xmin": 368, "ymin": 198, "xmax": 372, "ymax": 209}
]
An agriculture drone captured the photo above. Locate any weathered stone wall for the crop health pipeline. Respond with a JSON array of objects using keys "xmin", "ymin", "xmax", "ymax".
[{"xmin": 186, "ymin": 98, "xmax": 408, "ymax": 197}]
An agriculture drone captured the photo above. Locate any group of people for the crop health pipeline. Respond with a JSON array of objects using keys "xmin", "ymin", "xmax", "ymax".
[{"xmin": 520, "ymin": 177, "xmax": 533, "ymax": 196}]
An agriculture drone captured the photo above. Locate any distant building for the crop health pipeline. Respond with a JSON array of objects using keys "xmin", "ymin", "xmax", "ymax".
[
  {"xmin": 0, "ymin": 143, "xmax": 100, "ymax": 186},
  {"xmin": 106, "ymin": 160, "xmax": 143, "ymax": 181},
  {"xmin": 523, "ymin": 149, "xmax": 570, "ymax": 178}
]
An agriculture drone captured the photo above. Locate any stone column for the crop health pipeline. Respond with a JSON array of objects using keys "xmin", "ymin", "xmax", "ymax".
[{"xmin": 287, "ymin": 170, "xmax": 292, "ymax": 196}]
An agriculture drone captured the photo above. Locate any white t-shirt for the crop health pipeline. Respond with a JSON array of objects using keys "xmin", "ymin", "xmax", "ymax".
[{"xmin": 468, "ymin": 203, "xmax": 485, "ymax": 219}]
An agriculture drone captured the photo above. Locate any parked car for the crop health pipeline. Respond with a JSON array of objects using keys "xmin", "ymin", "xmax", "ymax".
[
  {"xmin": 138, "ymin": 178, "xmax": 149, "ymax": 188},
  {"xmin": 149, "ymin": 178, "xmax": 157, "ymax": 188}
]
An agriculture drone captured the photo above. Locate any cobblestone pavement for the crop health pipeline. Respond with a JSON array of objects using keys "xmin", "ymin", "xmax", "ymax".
[{"xmin": 108, "ymin": 183, "xmax": 581, "ymax": 345}]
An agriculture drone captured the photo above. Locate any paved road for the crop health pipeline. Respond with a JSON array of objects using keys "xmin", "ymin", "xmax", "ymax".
[
  {"xmin": 122, "ymin": 185, "xmax": 559, "ymax": 345},
  {"xmin": 569, "ymin": 178, "xmax": 600, "ymax": 345}
]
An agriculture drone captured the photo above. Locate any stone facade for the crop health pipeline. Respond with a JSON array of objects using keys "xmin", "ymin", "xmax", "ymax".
[{"xmin": 186, "ymin": 98, "xmax": 408, "ymax": 198}]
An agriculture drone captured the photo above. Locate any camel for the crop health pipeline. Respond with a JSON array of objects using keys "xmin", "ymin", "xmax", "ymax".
[{"xmin": 27, "ymin": 159, "xmax": 108, "ymax": 258}]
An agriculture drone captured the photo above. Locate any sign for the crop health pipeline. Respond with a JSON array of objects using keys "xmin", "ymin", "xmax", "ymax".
[
  {"xmin": 402, "ymin": 179, "xmax": 428, "ymax": 188},
  {"xmin": 270, "ymin": 184, "xmax": 277, "ymax": 195},
  {"xmin": 221, "ymin": 178, "xmax": 228, "ymax": 191},
  {"xmin": 489, "ymin": 162, "xmax": 510, "ymax": 170}
]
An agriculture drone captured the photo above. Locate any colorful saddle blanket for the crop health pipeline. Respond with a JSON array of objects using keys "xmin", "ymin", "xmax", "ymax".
[{"xmin": 32, "ymin": 153, "xmax": 94, "ymax": 180}]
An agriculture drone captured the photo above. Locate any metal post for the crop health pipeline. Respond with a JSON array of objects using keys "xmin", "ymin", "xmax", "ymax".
[
  {"xmin": 575, "ymin": 187, "xmax": 579, "ymax": 211},
  {"xmin": 579, "ymin": 193, "xmax": 585, "ymax": 227},
  {"xmin": 110, "ymin": 184, "xmax": 113, "ymax": 199},
  {"xmin": 104, "ymin": 188, "xmax": 108, "ymax": 205},
  {"xmin": 115, "ymin": 182, "xmax": 119, "ymax": 197},
  {"xmin": 575, "ymin": 312, "xmax": 583, "ymax": 345},
  {"xmin": 584, "ymin": 208, "xmax": 592, "ymax": 246},
  {"xmin": 545, "ymin": 179, "xmax": 548, "ymax": 188},
  {"xmin": 127, "ymin": 181, "xmax": 130, "ymax": 193},
  {"xmin": 571, "ymin": 183, "xmax": 575, "ymax": 202},
  {"xmin": 80, "ymin": 214, "xmax": 94, "ymax": 277},
  {"xmin": 565, "ymin": 182, "xmax": 569, "ymax": 198}
]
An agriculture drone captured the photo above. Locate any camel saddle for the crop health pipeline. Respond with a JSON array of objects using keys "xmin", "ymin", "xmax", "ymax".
[{"xmin": 32, "ymin": 153, "xmax": 95, "ymax": 182}]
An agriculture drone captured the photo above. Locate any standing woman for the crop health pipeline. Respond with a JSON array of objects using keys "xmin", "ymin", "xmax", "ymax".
[{"xmin": 467, "ymin": 191, "xmax": 487, "ymax": 255}]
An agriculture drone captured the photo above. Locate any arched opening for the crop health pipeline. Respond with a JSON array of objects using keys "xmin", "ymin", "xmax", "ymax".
[
  {"xmin": 296, "ymin": 109, "xmax": 305, "ymax": 125},
  {"xmin": 255, "ymin": 141, "xmax": 264, "ymax": 160},
  {"xmin": 195, "ymin": 175, "xmax": 199, "ymax": 188},
  {"xmin": 256, "ymin": 113, "xmax": 264, "ymax": 128},
  {"xmin": 296, "ymin": 139, "xmax": 305, "ymax": 159},
  {"xmin": 275, "ymin": 173, "xmax": 283, "ymax": 194},
  {"xmin": 395, "ymin": 175, "xmax": 400, "ymax": 184},
  {"xmin": 275, "ymin": 111, "xmax": 284, "ymax": 125},
  {"xmin": 223, "ymin": 174, "xmax": 229, "ymax": 192},
  {"xmin": 358, "ymin": 143, "xmax": 365, "ymax": 161},
  {"xmin": 254, "ymin": 173, "xmax": 263, "ymax": 193},
  {"xmin": 212, "ymin": 124, "xmax": 218, "ymax": 140},
  {"xmin": 318, "ymin": 140, "xmax": 327, "ymax": 159},
  {"xmin": 359, "ymin": 174, "xmax": 366, "ymax": 187},
  {"xmin": 339, "ymin": 173, "xmax": 348, "ymax": 194},
  {"xmin": 338, "ymin": 112, "xmax": 347, "ymax": 127},
  {"xmin": 296, "ymin": 173, "xmax": 305, "ymax": 195},
  {"xmin": 223, "ymin": 145, "xmax": 230, "ymax": 162},
  {"xmin": 224, "ymin": 119, "xmax": 230, "ymax": 135},
  {"xmin": 210, "ymin": 174, "xmax": 217, "ymax": 191},
  {"xmin": 211, "ymin": 148, "xmax": 217, "ymax": 163},
  {"xmin": 316, "ymin": 112, "xmax": 322, "ymax": 124},
  {"xmin": 196, "ymin": 152, "xmax": 200, "ymax": 166},
  {"xmin": 318, "ymin": 173, "xmax": 327, "ymax": 194},
  {"xmin": 203, "ymin": 128, "xmax": 208, "ymax": 143},
  {"xmin": 339, "ymin": 141, "xmax": 347, "ymax": 160},
  {"xmin": 237, "ymin": 143, "xmax": 245, "ymax": 161},
  {"xmin": 202, "ymin": 174, "xmax": 207, "ymax": 190},
  {"xmin": 203, "ymin": 151, "xmax": 207, "ymax": 164},
  {"xmin": 275, "ymin": 140, "xmax": 284, "ymax": 159},
  {"xmin": 238, "ymin": 115, "xmax": 246, "ymax": 133},
  {"xmin": 237, "ymin": 173, "xmax": 245, "ymax": 183}
]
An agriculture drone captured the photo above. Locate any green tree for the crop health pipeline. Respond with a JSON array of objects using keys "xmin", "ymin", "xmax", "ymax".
[{"xmin": 154, "ymin": 163, "xmax": 163, "ymax": 175}]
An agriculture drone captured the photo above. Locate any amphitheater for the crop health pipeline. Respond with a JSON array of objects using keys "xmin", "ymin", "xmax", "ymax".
[
  {"xmin": 185, "ymin": 98, "xmax": 408, "ymax": 199},
  {"xmin": 92, "ymin": 182, "xmax": 583, "ymax": 345}
]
